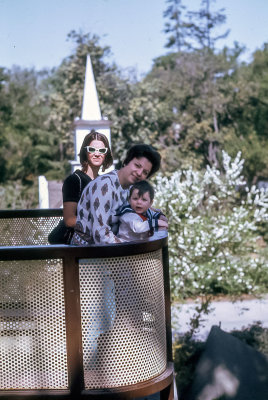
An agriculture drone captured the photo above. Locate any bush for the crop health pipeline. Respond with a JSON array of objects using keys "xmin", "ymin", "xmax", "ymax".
[
  {"xmin": 153, "ymin": 151, "xmax": 268, "ymax": 300},
  {"xmin": 0, "ymin": 179, "xmax": 39, "ymax": 209},
  {"xmin": 231, "ymin": 321, "xmax": 268, "ymax": 356}
]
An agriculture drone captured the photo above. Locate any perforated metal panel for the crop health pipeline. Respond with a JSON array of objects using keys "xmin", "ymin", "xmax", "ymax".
[
  {"xmin": 0, "ymin": 259, "xmax": 68, "ymax": 389},
  {"xmin": 79, "ymin": 250, "xmax": 167, "ymax": 389},
  {"xmin": 0, "ymin": 216, "xmax": 61, "ymax": 246}
]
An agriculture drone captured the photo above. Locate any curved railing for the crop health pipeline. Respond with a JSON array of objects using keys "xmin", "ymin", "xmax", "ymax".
[
  {"xmin": 0, "ymin": 210, "xmax": 173, "ymax": 399},
  {"xmin": 0, "ymin": 209, "xmax": 62, "ymax": 246}
]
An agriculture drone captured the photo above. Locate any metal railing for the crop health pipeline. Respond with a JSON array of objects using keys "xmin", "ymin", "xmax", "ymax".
[{"xmin": 0, "ymin": 209, "xmax": 173, "ymax": 399}]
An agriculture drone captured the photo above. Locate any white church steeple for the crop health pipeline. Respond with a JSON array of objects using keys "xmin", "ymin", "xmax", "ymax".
[
  {"xmin": 70, "ymin": 54, "xmax": 112, "ymax": 172},
  {"xmin": 81, "ymin": 55, "xmax": 102, "ymax": 120}
]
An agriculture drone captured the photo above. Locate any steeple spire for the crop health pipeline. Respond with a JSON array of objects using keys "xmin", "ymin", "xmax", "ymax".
[
  {"xmin": 81, "ymin": 55, "xmax": 102, "ymax": 120},
  {"xmin": 70, "ymin": 53, "xmax": 112, "ymax": 173}
]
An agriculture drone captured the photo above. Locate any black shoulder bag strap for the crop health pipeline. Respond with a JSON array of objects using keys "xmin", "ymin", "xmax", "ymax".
[{"xmin": 74, "ymin": 172, "xmax": 82, "ymax": 199}]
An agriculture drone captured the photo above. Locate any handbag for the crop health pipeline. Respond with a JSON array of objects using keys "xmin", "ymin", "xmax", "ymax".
[
  {"xmin": 48, "ymin": 172, "xmax": 82, "ymax": 245},
  {"xmin": 48, "ymin": 220, "xmax": 74, "ymax": 244}
]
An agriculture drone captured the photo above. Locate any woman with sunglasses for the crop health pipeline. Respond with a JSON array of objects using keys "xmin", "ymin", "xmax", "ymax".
[{"xmin": 63, "ymin": 130, "xmax": 113, "ymax": 229}]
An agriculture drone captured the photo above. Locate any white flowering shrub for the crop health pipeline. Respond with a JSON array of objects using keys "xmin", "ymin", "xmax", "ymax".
[{"xmin": 153, "ymin": 151, "xmax": 268, "ymax": 300}]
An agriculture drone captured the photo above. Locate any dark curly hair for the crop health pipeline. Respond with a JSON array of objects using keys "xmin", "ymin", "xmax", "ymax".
[
  {"xmin": 129, "ymin": 180, "xmax": 155, "ymax": 201},
  {"xmin": 79, "ymin": 130, "xmax": 113, "ymax": 172},
  {"xmin": 123, "ymin": 144, "xmax": 161, "ymax": 178}
]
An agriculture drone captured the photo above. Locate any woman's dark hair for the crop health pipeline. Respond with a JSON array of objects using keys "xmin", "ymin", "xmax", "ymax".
[
  {"xmin": 79, "ymin": 130, "xmax": 113, "ymax": 172},
  {"xmin": 129, "ymin": 180, "xmax": 155, "ymax": 201},
  {"xmin": 123, "ymin": 144, "xmax": 161, "ymax": 178}
]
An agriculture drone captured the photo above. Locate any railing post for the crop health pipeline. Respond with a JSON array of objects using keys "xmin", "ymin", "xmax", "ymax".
[
  {"xmin": 63, "ymin": 253, "xmax": 84, "ymax": 395},
  {"xmin": 162, "ymin": 243, "xmax": 173, "ymax": 363}
]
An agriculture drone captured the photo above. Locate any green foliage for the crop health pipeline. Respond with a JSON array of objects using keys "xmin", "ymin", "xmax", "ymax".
[
  {"xmin": 224, "ymin": 129, "xmax": 268, "ymax": 185},
  {"xmin": 0, "ymin": 180, "xmax": 38, "ymax": 209},
  {"xmin": 186, "ymin": 0, "xmax": 230, "ymax": 51},
  {"xmin": 153, "ymin": 151, "xmax": 268, "ymax": 300},
  {"xmin": 174, "ymin": 336, "xmax": 204, "ymax": 396},
  {"xmin": 173, "ymin": 297, "xmax": 211, "ymax": 396},
  {"xmin": 163, "ymin": 0, "xmax": 230, "ymax": 52},
  {"xmin": 102, "ymin": 79, "xmax": 173, "ymax": 164},
  {"xmin": 163, "ymin": 0, "xmax": 189, "ymax": 51},
  {"xmin": 146, "ymin": 44, "xmax": 245, "ymax": 173},
  {"xmin": 231, "ymin": 321, "xmax": 268, "ymax": 356},
  {"xmin": 222, "ymin": 44, "xmax": 268, "ymax": 182},
  {"xmin": 0, "ymin": 66, "xmax": 62, "ymax": 187}
]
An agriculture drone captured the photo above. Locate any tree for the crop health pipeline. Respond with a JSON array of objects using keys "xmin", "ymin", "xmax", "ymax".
[
  {"xmin": 0, "ymin": 66, "xmax": 59, "ymax": 181},
  {"xmin": 163, "ymin": 0, "xmax": 230, "ymax": 52},
  {"xmin": 147, "ymin": 0, "xmax": 246, "ymax": 172},
  {"xmin": 146, "ymin": 43, "xmax": 243, "ymax": 172},
  {"xmin": 0, "ymin": 68, "xmax": 12, "ymax": 182},
  {"xmin": 221, "ymin": 44, "xmax": 268, "ymax": 183},
  {"xmin": 163, "ymin": 0, "xmax": 189, "ymax": 51},
  {"xmin": 0, "ymin": 66, "xmax": 62, "ymax": 208},
  {"xmin": 186, "ymin": 0, "xmax": 230, "ymax": 51},
  {"xmin": 181, "ymin": 0, "xmax": 231, "ymax": 167},
  {"xmin": 99, "ymin": 75, "xmax": 173, "ymax": 165}
]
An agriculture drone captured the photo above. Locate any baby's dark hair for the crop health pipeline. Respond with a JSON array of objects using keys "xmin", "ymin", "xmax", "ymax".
[{"xmin": 129, "ymin": 180, "xmax": 155, "ymax": 201}]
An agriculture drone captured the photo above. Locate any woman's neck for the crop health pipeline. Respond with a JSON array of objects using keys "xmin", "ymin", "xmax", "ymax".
[
  {"xmin": 117, "ymin": 168, "xmax": 129, "ymax": 189},
  {"xmin": 85, "ymin": 165, "xmax": 100, "ymax": 180}
]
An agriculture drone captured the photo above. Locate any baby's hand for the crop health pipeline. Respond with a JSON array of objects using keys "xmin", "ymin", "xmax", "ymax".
[
  {"xmin": 158, "ymin": 219, "xmax": 168, "ymax": 230},
  {"xmin": 159, "ymin": 214, "xmax": 168, "ymax": 223}
]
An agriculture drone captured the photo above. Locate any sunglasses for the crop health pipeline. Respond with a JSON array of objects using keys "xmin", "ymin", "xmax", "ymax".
[{"xmin": 85, "ymin": 146, "xmax": 108, "ymax": 154}]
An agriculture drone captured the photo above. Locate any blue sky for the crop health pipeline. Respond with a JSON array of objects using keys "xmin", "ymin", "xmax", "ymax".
[{"xmin": 1, "ymin": 0, "xmax": 267, "ymax": 76}]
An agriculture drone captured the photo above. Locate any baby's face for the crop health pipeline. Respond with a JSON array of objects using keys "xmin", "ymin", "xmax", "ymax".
[{"xmin": 129, "ymin": 189, "xmax": 152, "ymax": 215}]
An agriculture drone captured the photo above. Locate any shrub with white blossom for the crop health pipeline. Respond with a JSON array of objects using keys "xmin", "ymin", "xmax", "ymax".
[{"xmin": 153, "ymin": 151, "xmax": 268, "ymax": 300}]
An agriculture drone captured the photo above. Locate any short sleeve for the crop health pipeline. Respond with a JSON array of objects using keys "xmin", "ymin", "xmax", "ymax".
[{"xmin": 62, "ymin": 174, "xmax": 80, "ymax": 203}]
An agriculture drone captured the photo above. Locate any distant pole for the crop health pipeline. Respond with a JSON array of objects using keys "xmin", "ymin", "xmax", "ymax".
[{"xmin": 38, "ymin": 176, "xmax": 49, "ymax": 209}]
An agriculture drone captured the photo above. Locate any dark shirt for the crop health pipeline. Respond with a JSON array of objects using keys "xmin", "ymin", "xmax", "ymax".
[{"xmin": 62, "ymin": 169, "xmax": 92, "ymax": 203}]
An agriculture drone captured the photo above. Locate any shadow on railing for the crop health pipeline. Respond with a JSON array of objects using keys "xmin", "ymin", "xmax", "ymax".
[{"xmin": 0, "ymin": 209, "xmax": 174, "ymax": 399}]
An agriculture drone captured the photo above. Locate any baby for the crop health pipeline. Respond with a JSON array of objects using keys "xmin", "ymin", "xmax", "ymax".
[{"xmin": 117, "ymin": 180, "xmax": 168, "ymax": 242}]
